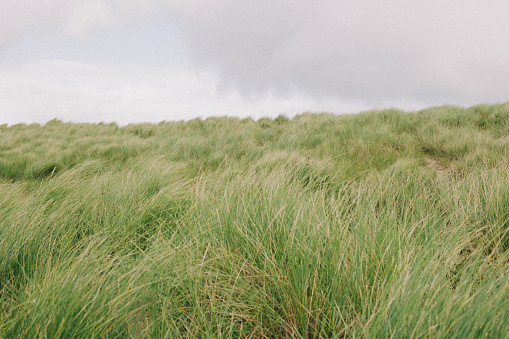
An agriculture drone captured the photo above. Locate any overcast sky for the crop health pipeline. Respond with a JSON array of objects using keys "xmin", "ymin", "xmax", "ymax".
[{"xmin": 1, "ymin": 1, "xmax": 508, "ymax": 125}]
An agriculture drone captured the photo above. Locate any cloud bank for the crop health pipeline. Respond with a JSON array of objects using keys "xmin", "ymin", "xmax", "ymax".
[{"xmin": 1, "ymin": 1, "xmax": 508, "ymax": 124}]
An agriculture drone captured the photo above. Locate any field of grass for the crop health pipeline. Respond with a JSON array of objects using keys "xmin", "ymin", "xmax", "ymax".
[{"xmin": 1, "ymin": 103, "xmax": 509, "ymax": 338}]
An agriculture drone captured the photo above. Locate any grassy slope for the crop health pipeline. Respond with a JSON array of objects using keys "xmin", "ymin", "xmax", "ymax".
[{"xmin": 0, "ymin": 103, "xmax": 508, "ymax": 338}]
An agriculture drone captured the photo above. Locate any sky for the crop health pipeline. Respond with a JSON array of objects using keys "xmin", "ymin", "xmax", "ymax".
[{"xmin": 1, "ymin": 0, "xmax": 508, "ymax": 125}]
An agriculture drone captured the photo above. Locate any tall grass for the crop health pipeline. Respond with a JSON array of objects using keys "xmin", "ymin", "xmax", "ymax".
[{"xmin": 1, "ymin": 103, "xmax": 509, "ymax": 337}]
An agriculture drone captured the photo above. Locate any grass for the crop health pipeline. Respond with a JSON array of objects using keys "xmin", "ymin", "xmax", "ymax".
[{"xmin": 0, "ymin": 103, "xmax": 509, "ymax": 338}]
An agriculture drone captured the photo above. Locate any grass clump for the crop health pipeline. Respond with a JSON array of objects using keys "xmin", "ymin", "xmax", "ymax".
[{"xmin": 1, "ymin": 103, "xmax": 509, "ymax": 337}]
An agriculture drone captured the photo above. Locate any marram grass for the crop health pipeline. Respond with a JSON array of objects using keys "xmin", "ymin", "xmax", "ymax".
[{"xmin": 1, "ymin": 104, "xmax": 509, "ymax": 338}]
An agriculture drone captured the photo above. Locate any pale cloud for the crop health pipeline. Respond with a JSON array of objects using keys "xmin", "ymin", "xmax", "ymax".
[
  {"xmin": 64, "ymin": 0, "xmax": 115, "ymax": 39},
  {"xmin": 0, "ymin": 0, "xmax": 165, "ymax": 43}
]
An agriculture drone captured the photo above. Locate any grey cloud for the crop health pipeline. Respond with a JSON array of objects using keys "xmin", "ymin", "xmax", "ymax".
[{"xmin": 166, "ymin": 0, "xmax": 509, "ymax": 107}]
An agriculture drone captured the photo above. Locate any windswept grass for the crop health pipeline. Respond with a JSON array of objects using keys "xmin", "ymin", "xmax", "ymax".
[{"xmin": 1, "ymin": 104, "xmax": 509, "ymax": 337}]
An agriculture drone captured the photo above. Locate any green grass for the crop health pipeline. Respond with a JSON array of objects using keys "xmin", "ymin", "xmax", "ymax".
[{"xmin": 1, "ymin": 103, "xmax": 509, "ymax": 338}]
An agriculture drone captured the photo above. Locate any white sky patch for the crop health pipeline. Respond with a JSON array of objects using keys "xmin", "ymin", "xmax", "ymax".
[{"xmin": 0, "ymin": 59, "xmax": 366, "ymax": 125}]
